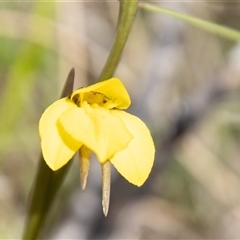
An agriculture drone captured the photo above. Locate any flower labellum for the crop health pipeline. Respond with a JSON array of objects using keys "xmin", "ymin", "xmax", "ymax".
[{"xmin": 39, "ymin": 78, "xmax": 155, "ymax": 216}]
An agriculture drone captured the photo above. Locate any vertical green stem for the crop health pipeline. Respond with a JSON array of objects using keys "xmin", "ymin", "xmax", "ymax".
[
  {"xmin": 22, "ymin": 0, "xmax": 138, "ymax": 238},
  {"xmin": 22, "ymin": 69, "xmax": 75, "ymax": 240},
  {"xmin": 98, "ymin": 0, "xmax": 138, "ymax": 81}
]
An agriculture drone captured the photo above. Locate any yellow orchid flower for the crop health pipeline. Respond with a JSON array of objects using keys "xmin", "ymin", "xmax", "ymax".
[{"xmin": 39, "ymin": 78, "xmax": 155, "ymax": 215}]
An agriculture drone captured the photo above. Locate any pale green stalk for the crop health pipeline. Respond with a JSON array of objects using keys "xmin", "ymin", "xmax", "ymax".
[
  {"xmin": 22, "ymin": 0, "xmax": 138, "ymax": 239},
  {"xmin": 98, "ymin": 0, "xmax": 138, "ymax": 81},
  {"xmin": 139, "ymin": 3, "xmax": 240, "ymax": 41}
]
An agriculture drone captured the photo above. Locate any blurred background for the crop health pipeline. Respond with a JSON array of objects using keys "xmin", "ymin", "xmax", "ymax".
[{"xmin": 1, "ymin": 1, "xmax": 240, "ymax": 239}]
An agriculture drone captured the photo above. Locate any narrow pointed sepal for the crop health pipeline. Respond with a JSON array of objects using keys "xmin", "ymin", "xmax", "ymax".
[
  {"xmin": 61, "ymin": 68, "xmax": 75, "ymax": 98},
  {"xmin": 79, "ymin": 146, "xmax": 91, "ymax": 191},
  {"xmin": 101, "ymin": 161, "xmax": 111, "ymax": 216}
]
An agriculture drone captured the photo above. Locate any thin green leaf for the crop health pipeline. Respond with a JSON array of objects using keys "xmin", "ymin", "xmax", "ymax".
[{"xmin": 139, "ymin": 3, "xmax": 240, "ymax": 41}]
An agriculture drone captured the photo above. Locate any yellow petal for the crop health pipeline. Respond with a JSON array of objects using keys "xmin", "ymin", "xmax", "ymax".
[
  {"xmin": 110, "ymin": 111, "xmax": 155, "ymax": 187},
  {"xmin": 58, "ymin": 103, "xmax": 133, "ymax": 163},
  {"xmin": 39, "ymin": 98, "xmax": 82, "ymax": 170},
  {"xmin": 71, "ymin": 78, "xmax": 131, "ymax": 109}
]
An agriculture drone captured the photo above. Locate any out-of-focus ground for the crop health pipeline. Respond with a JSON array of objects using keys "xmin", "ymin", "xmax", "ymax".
[{"xmin": 1, "ymin": 1, "xmax": 240, "ymax": 239}]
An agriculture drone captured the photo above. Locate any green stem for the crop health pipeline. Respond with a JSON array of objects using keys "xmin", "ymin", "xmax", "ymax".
[
  {"xmin": 22, "ymin": 69, "xmax": 75, "ymax": 240},
  {"xmin": 23, "ymin": 0, "xmax": 138, "ymax": 238},
  {"xmin": 98, "ymin": 0, "xmax": 138, "ymax": 81}
]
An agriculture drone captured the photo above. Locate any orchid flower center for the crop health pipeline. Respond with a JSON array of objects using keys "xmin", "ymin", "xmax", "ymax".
[{"xmin": 72, "ymin": 91, "xmax": 118, "ymax": 109}]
